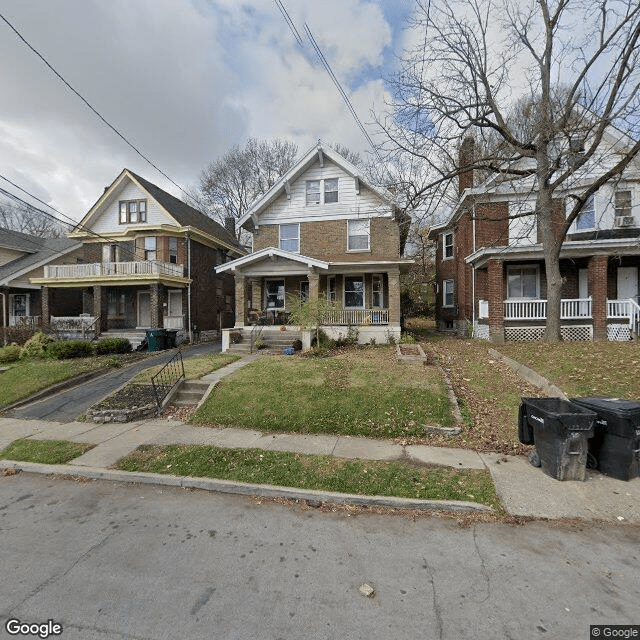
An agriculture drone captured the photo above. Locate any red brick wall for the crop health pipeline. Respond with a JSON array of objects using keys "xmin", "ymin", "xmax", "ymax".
[{"xmin": 589, "ymin": 255, "xmax": 608, "ymax": 340}]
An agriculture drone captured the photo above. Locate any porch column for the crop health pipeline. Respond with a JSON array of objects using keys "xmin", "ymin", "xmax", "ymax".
[
  {"xmin": 150, "ymin": 283, "xmax": 162, "ymax": 329},
  {"xmin": 234, "ymin": 275, "xmax": 246, "ymax": 327},
  {"xmin": 308, "ymin": 271, "xmax": 319, "ymax": 301},
  {"xmin": 387, "ymin": 269, "xmax": 401, "ymax": 324},
  {"xmin": 589, "ymin": 255, "xmax": 608, "ymax": 341},
  {"xmin": 93, "ymin": 285, "xmax": 107, "ymax": 332},
  {"xmin": 250, "ymin": 278, "xmax": 262, "ymax": 311},
  {"xmin": 41, "ymin": 286, "xmax": 51, "ymax": 328},
  {"xmin": 487, "ymin": 259, "xmax": 505, "ymax": 344}
]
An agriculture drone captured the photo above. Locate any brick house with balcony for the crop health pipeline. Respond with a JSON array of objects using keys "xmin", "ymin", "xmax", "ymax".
[
  {"xmin": 216, "ymin": 143, "xmax": 412, "ymax": 350},
  {"xmin": 429, "ymin": 136, "xmax": 640, "ymax": 342},
  {"xmin": 32, "ymin": 169, "xmax": 244, "ymax": 343}
]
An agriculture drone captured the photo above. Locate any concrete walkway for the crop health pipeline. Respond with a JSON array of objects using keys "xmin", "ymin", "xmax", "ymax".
[{"xmin": 2, "ymin": 354, "xmax": 640, "ymax": 521}]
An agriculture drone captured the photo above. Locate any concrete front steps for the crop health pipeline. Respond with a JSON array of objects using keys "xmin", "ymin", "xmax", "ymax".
[
  {"xmin": 170, "ymin": 380, "xmax": 211, "ymax": 407},
  {"xmin": 227, "ymin": 328, "xmax": 302, "ymax": 354}
]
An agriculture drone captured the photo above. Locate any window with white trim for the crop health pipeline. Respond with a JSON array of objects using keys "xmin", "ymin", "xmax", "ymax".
[
  {"xmin": 344, "ymin": 275, "xmax": 365, "ymax": 308},
  {"xmin": 144, "ymin": 236, "xmax": 157, "ymax": 261},
  {"xmin": 507, "ymin": 265, "xmax": 539, "ymax": 299},
  {"xmin": 119, "ymin": 199, "xmax": 147, "ymax": 224},
  {"xmin": 102, "ymin": 244, "xmax": 117, "ymax": 263},
  {"xmin": 372, "ymin": 274, "xmax": 383, "ymax": 308},
  {"xmin": 306, "ymin": 180, "xmax": 320, "ymax": 205},
  {"xmin": 324, "ymin": 178, "xmax": 339, "ymax": 203},
  {"xmin": 615, "ymin": 190, "xmax": 632, "ymax": 218},
  {"xmin": 279, "ymin": 223, "xmax": 300, "ymax": 253},
  {"xmin": 265, "ymin": 279, "xmax": 285, "ymax": 309},
  {"xmin": 9, "ymin": 293, "xmax": 29, "ymax": 317},
  {"xmin": 443, "ymin": 232, "xmax": 454, "ymax": 259},
  {"xmin": 347, "ymin": 219, "xmax": 370, "ymax": 251},
  {"xmin": 327, "ymin": 276, "xmax": 336, "ymax": 302},
  {"xmin": 575, "ymin": 195, "xmax": 595, "ymax": 230},
  {"xmin": 443, "ymin": 279, "xmax": 454, "ymax": 307},
  {"xmin": 168, "ymin": 237, "xmax": 178, "ymax": 264}
]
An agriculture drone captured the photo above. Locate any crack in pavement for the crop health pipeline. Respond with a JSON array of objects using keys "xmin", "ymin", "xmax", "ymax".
[
  {"xmin": 473, "ymin": 524, "xmax": 491, "ymax": 604},
  {"xmin": 423, "ymin": 556, "xmax": 444, "ymax": 640}
]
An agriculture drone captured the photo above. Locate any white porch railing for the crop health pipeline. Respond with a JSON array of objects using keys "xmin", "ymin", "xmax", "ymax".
[
  {"xmin": 44, "ymin": 261, "xmax": 184, "ymax": 279},
  {"xmin": 608, "ymin": 298, "xmax": 640, "ymax": 335},
  {"xmin": 163, "ymin": 315, "xmax": 185, "ymax": 330},
  {"xmin": 503, "ymin": 298, "xmax": 592, "ymax": 320},
  {"xmin": 9, "ymin": 315, "xmax": 40, "ymax": 328},
  {"xmin": 50, "ymin": 315, "xmax": 100, "ymax": 339},
  {"xmin": 322, "ymin": 308, "xmax": 389, "ymax": 325}
]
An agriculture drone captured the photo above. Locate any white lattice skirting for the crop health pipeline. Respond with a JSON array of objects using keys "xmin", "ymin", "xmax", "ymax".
[
  {"xmin": 472, "ymin": 322, "xmax": 490, "ymax": 340},
  {"xmin": 505, "ymin": 325, "xmax": 594, "ymax": 342},
  {"xmin": 607, "ymin": 324, "xmax": 631, "ymax": 341}
]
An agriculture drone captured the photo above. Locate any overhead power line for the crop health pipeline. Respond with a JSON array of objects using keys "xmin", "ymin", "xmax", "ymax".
[
  {"xmin": 0, "ymin": 11, "xmax": 201, "ymax": 211},
  {"xmin": 274, "ymin": 0, "xmax": 303, "ymax": 47}
]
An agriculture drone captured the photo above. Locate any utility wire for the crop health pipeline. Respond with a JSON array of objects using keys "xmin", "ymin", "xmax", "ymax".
[
  {"xmin": 0, "ymin": 11, "xmax": 201, "ymax": 211},
  {"xmin": 274, "ymin": 0, "xmax": 303, "ymax": 47}
]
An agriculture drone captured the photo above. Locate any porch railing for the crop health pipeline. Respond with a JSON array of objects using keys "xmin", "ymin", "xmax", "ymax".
[
  {"xmin": 49, "ymin": 315, "xmax": 100, "ymax": 340},
  {"xmin": 163, "ymin": 315, "xmax": 185, "ymax": 330},
  {"xmin": 9, "ymin": 315, "xmax": 40, "ymax": 328},
  {"xmin": 608, "ymin": 298, "xmax": 640, "ymax": 335},
  {"xmin": 151, "ymin": 349, "xmax": 185, "ymax": 409},
  {"xmin": 321, "ymin": 308, "xmax": 389, "ymax": 325},
  {"xmin": 43, "ymin": 261, "xmax": 184, "ymax": 279},
  {"xmin": 504, "ymin": 298, "xmax": 592, "ymax": 320}
]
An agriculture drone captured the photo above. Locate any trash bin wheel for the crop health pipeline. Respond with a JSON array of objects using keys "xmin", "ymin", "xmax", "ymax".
[{"xmin": 528, "ymin": 450, "xmax": 541, "ymax": 467}]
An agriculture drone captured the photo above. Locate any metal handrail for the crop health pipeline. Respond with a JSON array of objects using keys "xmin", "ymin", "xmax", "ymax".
[
  {"xmin": 151, "ymin": 349, "xmax": 185, "ymax": 409},
  {"xmin": 250, "ymin": 325, "xmax": 263, "ymax": 353}
]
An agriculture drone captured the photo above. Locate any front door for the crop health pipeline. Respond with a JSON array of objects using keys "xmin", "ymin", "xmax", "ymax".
[
  {"xmin": 578, "ymin": 269, "xmax": 589, "ymax": 315},
  {"xmin": 618, "ymin": 267, "xmax": 639, "ymax": 303},
  {"xmin": 137, "ymin": 291, "xmax": 151, "ymax": 327}
]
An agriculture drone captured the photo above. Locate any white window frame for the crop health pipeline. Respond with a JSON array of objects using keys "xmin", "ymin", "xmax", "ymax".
[
  {"xmin": 344, "ymin": 274, "xmax": 365, "ymax": 309},
  {"xmin": 442, "ymin": 279, "xmax": 455, "ymax": 308},
  {"xmin": 507, "ymin": 264, "xmax": 540, "ymax": 299},
  {"xmin": 442, "ymin": 232, "xmax": 454, "ymax": 260},
  {"xmin": 347, "ymin": 219, "xmax": 370, "ymax": 252},
  {"xmin": 119, "ymin": 199, "xmax": 147, "ymax": 224},
  {"xmin": 372, "ymin": 273, "xmax": 383, "ymax": 308},
  {"xmin": 279, "ymin": 223, "xmax": 300, "ymax": 253},
  {"xmin": 324, "ymin": 178, "xmax": 339, "ymax": 204},
  {"xmin": 9, "ymin": 293, "xmax": 29, "ymax": 317},
  {"xmin": 144, "ymin": 236, "xmax": 157, "ymax": 261},
  {"xmin": 615, "ymin": 190, "xmax": 632, "ymax": 218},
  {"xmin": 575, "ymin": 195, "xmax": 596, "ymax": 231},
  {"xmin": 265, "ymin": 279, "xmax": 285, "ymax": 309},
  {"xmin": 306, "ymin": 180, "xmax": 321, "ymax": 205}
]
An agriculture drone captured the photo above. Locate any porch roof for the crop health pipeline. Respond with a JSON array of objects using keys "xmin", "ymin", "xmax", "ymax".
[
  {"xmin": 465, "ymin": 238, "xmax": 640, "ymax": 268},
  {"xmin": 215, "ymin": 247, "xmax": 330, "ymax": 275}
]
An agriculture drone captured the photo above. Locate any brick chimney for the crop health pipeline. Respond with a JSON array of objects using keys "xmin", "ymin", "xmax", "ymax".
[
  {"xmin": 224, "ymin": 216, "xmax": 236, "ymax": 237},
  {"xmin": 458, "ymin": 136, "xmax": 475, "ymax": 195}
]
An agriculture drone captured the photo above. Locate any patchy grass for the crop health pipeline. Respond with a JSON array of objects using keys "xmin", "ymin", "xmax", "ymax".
[
  {"xmin": 0, "ymin": 357, "xmax": 116, "ymax": 408},
  {"xmin": 115, "ymin": 444, "xmax": 500, "ymax": 509},
  {"xmin": 498, "ymin": 341, "xmax": 640, "ymax": 398},
  {"xmin": 132, "ymin": 353, "xmax": 240, "ymax": 383},
  {"xmin": 0, "ymin": 438, "xmax": 93, "ymax": 464},
  {"xmin": 192, "ymin": 347, "xmax": 454, "ymax": 438}
]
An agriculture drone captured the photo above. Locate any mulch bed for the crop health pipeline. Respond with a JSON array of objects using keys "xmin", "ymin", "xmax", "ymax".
[{"xmin": 94, "ymin": 383, "xmax": 157, "ymax": 409}]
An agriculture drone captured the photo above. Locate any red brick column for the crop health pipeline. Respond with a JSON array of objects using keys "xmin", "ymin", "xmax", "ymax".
[
  {"xmin": 41, "ymin": 286, "xmax": 51, "ymax": 328},
  {"xmin": 589, "ymin": 255, "xmax": 608, "ymax": 341},
  {"xmin": 487, "ymin": 259, "xmax": 505, "ymax": 343}
]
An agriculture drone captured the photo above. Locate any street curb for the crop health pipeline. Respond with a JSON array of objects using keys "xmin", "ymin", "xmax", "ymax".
[{"xmin": 0, "ymin": 460, "xmax": 493, "ymax": 513}]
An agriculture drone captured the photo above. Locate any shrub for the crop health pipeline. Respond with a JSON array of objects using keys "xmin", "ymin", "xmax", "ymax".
[
  {"xmin": 20, "ymin": 332, "xmax": 55, "ymax": 359},
  {"xmin": 94, "ymin": 338, "xmax": 132, "ymax": 355},
  {"xmin": 230, "ymin": 331, "xmax": 242, "ymax": 344},
  {"xmin": 253, "ymin": 337, "xmax": 267, "ymax": 350},
  {"xmin": 400, "ymin": 333, "xmax": 417, "ymax": 344},
  {"xmin": 0, "ymin": 344, "xmax": 21, "ymax": 363},
  {"xmin": 292, "ymin": 339, "xmax": 303, "ymax": 351},
  {"xmin": 47, "ymin": 340, "xmax": 94, "ymax": 360}
]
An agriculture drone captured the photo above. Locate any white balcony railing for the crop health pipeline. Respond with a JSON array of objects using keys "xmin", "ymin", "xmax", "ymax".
[
  {"xmin": 322, "ymin": 308, "xmax": 389, "ymax": 325},
  {"xmin": 9, "ymin": 315, "xmax": 40, "ymax": 328},
  {"xmin": 504, "ymin": 298, "xmax": 592, "ymax": 320},
  {"xmin": 44, "ymin": 261, "xmax": 184, "ymax": 279}
]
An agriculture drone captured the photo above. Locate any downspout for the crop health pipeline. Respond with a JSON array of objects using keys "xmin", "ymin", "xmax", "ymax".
[
  {"xmin": 186, "ymin": 230, "xmax": 192, "ymax": 344},
  {"xmin": 0, "ymin": 292, "xmax": 6, "ymax": 346},
  {"xmin": 471, "ymin": 205, "xmax": 477, "ymax": 329}
]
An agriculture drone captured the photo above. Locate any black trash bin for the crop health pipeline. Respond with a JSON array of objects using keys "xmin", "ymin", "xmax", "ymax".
[
  {"xmin": 519, "ymin": 397, "xmax": 596, "ymax": 481},
  {"xmin": 146, "ymin": 329, "xmax": 166, "ymax": 352},
  {"xmin": 570, "ymin": 397, "xmax": 640, "ymax": 481},
  {"xmin": 165, "ymin": 330, "xmax": 178, "ymax": 349}
]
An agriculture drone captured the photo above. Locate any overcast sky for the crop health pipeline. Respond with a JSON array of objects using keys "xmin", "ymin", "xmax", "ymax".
[{"xmin": 0, "ymin": 0, "xmax": 414, "ymax": 226}]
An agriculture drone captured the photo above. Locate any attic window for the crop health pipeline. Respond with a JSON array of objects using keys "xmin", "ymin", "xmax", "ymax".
[
  {"xmin": 119, "ymin": 199, "xmax": 147, "ymax": 224},
  {"xmin": 324, "ymin": 178, "xmax": 339, "ymax": 203},
  {"xmin": 306, "ymin": 180, "xmax": 320, "ymax": 205}
]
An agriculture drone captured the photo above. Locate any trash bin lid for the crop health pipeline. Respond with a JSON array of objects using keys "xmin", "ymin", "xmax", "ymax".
[
  {"xmin": 570, "ymin": 397, "xmax": 640, "ymax": 416},
  {"xmin": 571, "ymin": 397, "xmax": 640, "ymax": 438}
]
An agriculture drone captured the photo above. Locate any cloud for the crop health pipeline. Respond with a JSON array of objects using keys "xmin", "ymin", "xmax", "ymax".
[{"xmin": 0, "ymin": 0, "xmax": 406, "ymax": 222}]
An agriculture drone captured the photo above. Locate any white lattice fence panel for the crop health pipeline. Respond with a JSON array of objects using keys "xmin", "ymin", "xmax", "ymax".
[
  {"xmin": 607, "ymin": 324, "xmax": 631, "ymax": 341},
  {"xmin": 560, "ymin": 325, "xmax": 593, "ymax": 341},
  {"xmin": 472, "ymin": 323, "xmax": 490, "ymax": 340},
  {"xmin": 505, "ymin": 326, "xmax": 546, "ymax": 341}
]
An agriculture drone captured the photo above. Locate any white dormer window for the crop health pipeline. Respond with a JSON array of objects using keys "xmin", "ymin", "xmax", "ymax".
[{"xmin": 120, "ymin": 199, "xmax": 147, "ymax": 224}]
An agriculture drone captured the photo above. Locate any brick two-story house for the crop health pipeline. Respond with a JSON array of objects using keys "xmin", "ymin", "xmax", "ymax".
[
  {"xmin": 216, "ymin": 144, "xmax": 411, "ymax": 350},
  {"xmin": 32, "ymin": 169, "xmax": 244, "ymax": 343},
  {"xmin": 429, "ymin": 136, "xmax": 640, "ymax": 342}
]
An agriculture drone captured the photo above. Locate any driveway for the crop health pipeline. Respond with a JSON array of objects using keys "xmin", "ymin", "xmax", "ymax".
[{"xmin": 5, "ymin": 341, "xmax": 221, "ymax": 423}]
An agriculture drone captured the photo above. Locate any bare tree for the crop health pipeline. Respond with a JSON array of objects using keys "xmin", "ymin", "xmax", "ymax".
[
  {"xmin": 197, "ymin": 138, "xmax": 298, "ymax": 241},
  {"xmin": 0, "ymin": 200, "xmax": 65, "ymax": 238},
  {"xmin": 381, "ymin": 0, "xmax": 640, "ymax": 341}
]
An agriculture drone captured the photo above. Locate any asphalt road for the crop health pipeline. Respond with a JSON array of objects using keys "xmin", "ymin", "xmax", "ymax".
[
  {"xmin": 6, "ymin": 342, "xmax": 221, "ymax": 423},
  {"xmin": 1, "ymin": 473, "xmax": 638, "ymax": 640}
]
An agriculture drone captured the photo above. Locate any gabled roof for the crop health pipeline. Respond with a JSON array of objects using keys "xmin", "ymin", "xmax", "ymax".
[
  {"xmin": 72, "ymin": 169, "xmax": 243, "ymax": 254},
  {"xmin": 237, "ymin": 143, "xmax": 400, "ymax": 230},
  {"xmin": 0, "ymin": 228, "xmax": 81, "ymax": 286},
  {"xmin": 215, "ymin": 247, "xmax": 329, "ymax": 273}
]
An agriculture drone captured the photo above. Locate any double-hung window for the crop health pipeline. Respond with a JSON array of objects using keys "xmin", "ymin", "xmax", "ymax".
[
  {"xmin": 443, "ymin": 232, "xmax": 454, "ymax": 259},
  {"xmin": 168, "ymin": 237, "xmax": 178, "ymax": 264},
  {"xmin": 575, "ymin": 195, "xmax": 595, "ymax": 230},
  {"xmin": 443, "ymin": 280, "xmax": 455, "ymax": 307},
  {"xmin": 279, "ymin": 223, "xmax": 300, "ymax": 253},
  {"xmin": 344, "ymin": 276, "xmax": 365, "ymax": 308},
  {"xmin": 324, "ymin": 178, "xmax": 339, "ymax": 203},
  {"xmin": 306, "ymin": 180, "xmax": 321, "ymax": 205},
  {"xmin": 119, "ymin": 199, "xmax": 147, "ymax": 224},
  {"xmin": 507, "ymin": 265, "xmax": 538, "ymax": 299},
  {"xmin": 615, "ymin": 190, "xmax": 632, "ymax": 218},
  {"xmin": 306, "ymin": 179, "xmax": 339, "ymax": 204},
  {"xmin": 265, "ymin": 280, "xmax": 285, "ymax": 309},
  {"xmin": 347, "ymin": 219, "xmax": 370, "ymax": 251},
  {"xmin": 144, "ymin": 237, "xmax": 157, "ymax": 261}
]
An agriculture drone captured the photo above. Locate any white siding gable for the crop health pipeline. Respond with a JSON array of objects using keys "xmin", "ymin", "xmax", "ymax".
[
  {"xmin": 259, "ymin": 158, "xmax": 393, "ymax": 225},
  {"xmin": 89, "ymin": 178, "xmax": 177, "ymax": 234}
]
